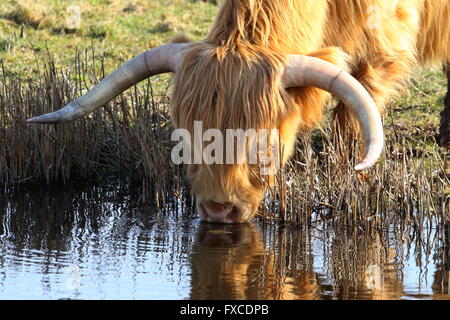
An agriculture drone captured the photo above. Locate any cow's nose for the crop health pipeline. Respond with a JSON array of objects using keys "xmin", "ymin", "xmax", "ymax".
[{"xmin": 199, "ymin": 201, "xmax": 243, "ymax": 224}]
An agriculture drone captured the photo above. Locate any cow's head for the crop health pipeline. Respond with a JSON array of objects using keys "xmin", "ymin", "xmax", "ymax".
[{"xmin": 28, "ymin": 42, "xmax": 384, "ymax": 224}]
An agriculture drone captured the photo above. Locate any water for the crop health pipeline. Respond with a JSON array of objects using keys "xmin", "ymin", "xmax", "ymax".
[{"xmin": 0, "ymin": 182, "xmax": 448, "ymax": 300}]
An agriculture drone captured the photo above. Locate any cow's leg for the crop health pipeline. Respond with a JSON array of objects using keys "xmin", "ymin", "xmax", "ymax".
[{"xmin": 439, "ymin": 63, "xmax": 450, "ymax": 149}]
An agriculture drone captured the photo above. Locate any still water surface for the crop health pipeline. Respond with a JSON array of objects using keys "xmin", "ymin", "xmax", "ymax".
[{"xmin": 0, "ymin": 182, "xmax": 448, "ymax": 300}]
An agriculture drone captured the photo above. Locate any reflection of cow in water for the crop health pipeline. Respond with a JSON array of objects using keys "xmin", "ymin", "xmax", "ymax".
[
  {"xmin": 188, "ymin": 223, "xmax": 450, "ymax": 300},
  {"xmin": 190, "ymin": 223, "xmax": 320, "ymax": 300}
]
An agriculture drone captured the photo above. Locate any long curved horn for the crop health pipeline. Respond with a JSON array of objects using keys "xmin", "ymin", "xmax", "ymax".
[
  {"xmin": 27, "ymin": 43, "xmax": 186, "ymax": 124},
  {"xmin": 281, "ymin": 55, "xmax": 384, "ymax": 171}
]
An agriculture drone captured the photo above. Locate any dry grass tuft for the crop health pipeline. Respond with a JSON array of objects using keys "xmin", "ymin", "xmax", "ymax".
[
  {"xmin": 260, "ymin": 125, "xmax": 449, "ymax": 227},
  {"xmin": 0, "ymin": 49, "xmax": 186, "ymax": 210}
]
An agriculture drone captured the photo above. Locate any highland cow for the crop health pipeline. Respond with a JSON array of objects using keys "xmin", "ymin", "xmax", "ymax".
[{"xmin": 29, "ymin": 0, "xmax": 450, "ymax": 223}]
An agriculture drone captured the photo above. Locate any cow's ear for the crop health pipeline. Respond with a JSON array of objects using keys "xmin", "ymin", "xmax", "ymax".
[
  {"xmin": 171, "ymin": 33, "xmax": 192, "ymax": 44},
  {"xmin": 306, "ymin": 47, "xmax": 350, "ymax": 72}
]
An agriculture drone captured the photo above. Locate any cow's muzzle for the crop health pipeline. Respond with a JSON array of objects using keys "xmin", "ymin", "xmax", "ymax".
[{"xmin": 198, "ymin": 201, "xmax": 244, "ymax": 224}]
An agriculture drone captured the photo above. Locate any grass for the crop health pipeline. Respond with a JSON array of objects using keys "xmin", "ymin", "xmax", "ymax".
[
  {"xmin": 0, "ymin": 0, "xmax": 217, "ymax": 79},
  {"xmin": 0, "ymin": 0, "xmax": 448, "ymax": 224}
]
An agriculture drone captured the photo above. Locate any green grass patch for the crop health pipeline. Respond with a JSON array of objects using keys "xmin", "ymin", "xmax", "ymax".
[{"xmin": 0, "ymin": 0, "xmax": 218, "ymax": 78}]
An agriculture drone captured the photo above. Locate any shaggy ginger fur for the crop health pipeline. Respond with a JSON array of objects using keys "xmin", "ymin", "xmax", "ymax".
[{"xmin": 170, "ymin": 0, "xmax": 450, "ymax": 222}]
